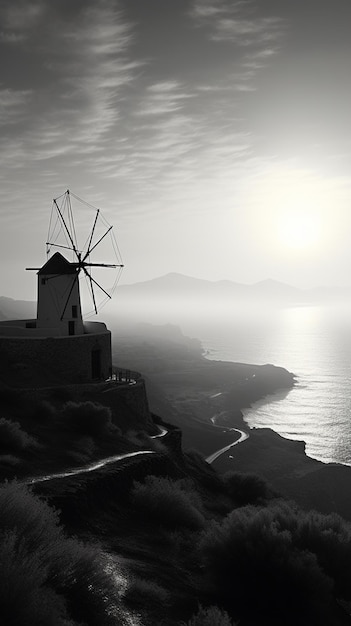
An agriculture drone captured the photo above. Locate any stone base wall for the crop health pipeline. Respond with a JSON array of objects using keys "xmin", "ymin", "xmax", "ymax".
[{"xmin": 0, "ymin": 331, "xmax": 112, "ymax": 384}]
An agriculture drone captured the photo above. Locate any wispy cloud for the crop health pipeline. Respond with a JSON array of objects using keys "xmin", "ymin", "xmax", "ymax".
[
  {"xmin": 210, "ymin": 16, "xmax": 284, "ymax": 46},
  {"xmin": 0, "ymin": 1, "xmax": 46, "ymax": 37},
  {"xmin": 190, "ymin": 0, "xmax": 285, "ymax": 52},
  {"xmin": 0, "ymin": 88, "xmax": 32, "ymax": 124},
  {"xmin": 0, "ymin": 31, "xmax": 25, "ymax": 43},
  {"xmin": 135, "ymin": 81, "xmax": 194, "ymax": 117},
  {"xmin": 188, "ymin": 1, "xmax": 286, "ymax": 105},
  {"xmin": 191, "ymin": 0, "xmax": 247, "ymax": 20},
  {"xmin": 0, "ymin": 0, "xmax": 137, "ymax": 171},
  {"xmin": 0, "ymin": 0, "xmax": 284, "ymax": 195},
  {"xmin": 43, "ymin": 3, "xmax": 137, "ymax": 152}
]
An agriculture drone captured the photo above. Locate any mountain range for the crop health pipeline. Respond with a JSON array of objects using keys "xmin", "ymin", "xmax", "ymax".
[
  {"xmin": 118, "ymin": 273, "xmax": 303, "ymax": 301},
  {"xmin": 1, "ymin": 274, "xmax": 350, "ymax": 321},
  {"xmin": 0, "ymin": 296, "xmax": 36, "ymax": 320},
  {"xmin": 116, "ymin": 273, "xmax": 351, "ymax": 306}
]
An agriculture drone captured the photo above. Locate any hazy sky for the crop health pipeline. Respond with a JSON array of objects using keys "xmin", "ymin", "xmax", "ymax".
[{"xmin": 2, "ymin": 0, "xmax": 351, "ymax": 298}]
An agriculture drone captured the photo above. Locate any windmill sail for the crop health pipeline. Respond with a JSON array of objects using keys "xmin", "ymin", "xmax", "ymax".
[{"xmin": 45, "ymin": 190, "xmax": 124, "ymax": 317}]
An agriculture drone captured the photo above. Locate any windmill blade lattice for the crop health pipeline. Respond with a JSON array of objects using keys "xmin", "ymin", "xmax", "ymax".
[{"xmin": 46, "ymin": 190, "xmax": 124, "ymax": 316}]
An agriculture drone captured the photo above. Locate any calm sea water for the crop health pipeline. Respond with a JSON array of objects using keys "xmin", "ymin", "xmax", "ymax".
[{"xmin": 184, "ymin": 305, "xmax": 351, "ymax": 466}]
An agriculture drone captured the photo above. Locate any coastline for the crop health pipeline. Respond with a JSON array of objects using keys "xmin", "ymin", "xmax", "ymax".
[
  {"xmin": 113, "ymin": 325, "xmax": 351, "ymax": 520},
  {"xmin": 207, "ymin": 380, "xmax": 351, "ymax": 522},
  {"xmin": 148, "ymin": 358, "xmax": 351, "ymax": 521}
]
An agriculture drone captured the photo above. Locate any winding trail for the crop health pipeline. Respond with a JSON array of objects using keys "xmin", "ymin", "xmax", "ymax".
[
  {"xmin": 24, "ymin": 415, "xmax": 248, "ymax": 485},
  {"xmin": 24, "ymin": 424, "xmax": 168, "ymax": 486},
  {"xmin": 26, "ymin": 450, "xmax": 155, "ymax": 485},
  {"xmin": 206, "ymin": 429, "xmax": 249, "ymax": 464},
  {"xmin": 205, "ymin": 406, "xmax": 250, "ymax": 464}
]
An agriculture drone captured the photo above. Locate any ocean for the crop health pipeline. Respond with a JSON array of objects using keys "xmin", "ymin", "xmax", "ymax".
[{"xmin": 184, "ymin": 305, "xmax": 351, "ymax": 466}]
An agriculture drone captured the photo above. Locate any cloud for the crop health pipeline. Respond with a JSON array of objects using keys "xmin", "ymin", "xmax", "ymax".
[
  {"xmin": 0, "ymin": 0, "xmax": 138, "ymax": 171},
  {"xmin": 190, "ymin": 0, "xmax": 285, "ymax": 48},
  {"xmin": 188, "ymin": 0, "xmax": 286, "ymax": 106},
  {"xmin": 135, "ymin": 81, "xmax": 194, "ymax": 117},
  {"xmin": 0, "ymin": 0, "xmax": 277, "ymax": 219},
  {"xmin": 0, "ymin": 88, "xmax": 32, "ymax": 125},
  {"xmin": 190, "ymin": 0, "xmax": 247, "ymax": 20},
  {"xmin": 0, "ymin": 31, "xmax": 25, "ymax": 43},
  {"xmin": 0, "ymin": 0, "xmax": 282, "ymax": 192},
  {"xmin": 210, "ymin": 16, "xmax": 284, "ymax": 45},
  {"xmin": 0, "ymin": 1, "xmax": 46, "ymax": 36},
  {"xmin": 45, "ymin": 3, "xmax": 137, "ymax": 148}
]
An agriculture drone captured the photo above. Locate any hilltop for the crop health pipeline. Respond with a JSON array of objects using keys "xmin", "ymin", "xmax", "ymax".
[{"xmin": 3, "ymin": 296, "xmax": 351, "ymax": 623}]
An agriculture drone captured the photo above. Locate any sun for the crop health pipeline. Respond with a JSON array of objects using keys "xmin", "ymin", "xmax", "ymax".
[
  {"xmin": 251, "ymin": 167, "xmax": 328, "ymax": 255},
  {"xmin": 276, "ymin": 208, "xmax": 322, "ymax": 251}
]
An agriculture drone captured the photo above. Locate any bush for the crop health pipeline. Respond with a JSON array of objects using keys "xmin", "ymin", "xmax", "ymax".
[
  {"xmin": 222, "ymin": 470, "xmax": 272, "ymax": 505},
  {"xmin": 183, "ymin": 605, "xmax": 237, "ymax": 626},
  {"xmin": 264, "ymin": 503, "xmax": 351, "ymax": 597},
  {"xmin": 0, "ymin": 482, "xmax": 122, "ymax": 625},
  {"xmin": 0, "ymin": 454, "xmax": 20, "ymax": 467},
  {"xmin": 68, "ymin": 436, "xmax": 96, "ymax": 463},
  {"xmin": 126, "ymin": 429, "xmax": 152, "ymax": 447},
  {"xmin": 123, "ymin": 576, "xmax": 169, "ymax": 609},
  {"xmin": 131, "ymin": 475, "xmax": 205, "ymax": 530},
  {"xmin": 0, "ymin": 418, "xmax": 37, "ymax": 452},
  {"xmin": 199, "ymin": 502, "xmax": 341, "ymax": 625},
  {"xmin": 32, "ymin": 400, "xmax": 56, "ymax": 421},
  {"xmin": 59, "ymin": 401, "xmax": 117, "ymax": 437},
  {"xmin": 0, "ymin": 529, "xmax": 69, "ymax": 625}
]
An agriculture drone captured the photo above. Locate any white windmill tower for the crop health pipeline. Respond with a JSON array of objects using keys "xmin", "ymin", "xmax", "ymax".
[{"xmin": 27, "ymin": 189, "xmax": 124, "ymax": 338}]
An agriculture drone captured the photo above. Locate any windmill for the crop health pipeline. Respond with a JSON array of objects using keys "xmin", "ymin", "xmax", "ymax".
[{"xmin": 27, "ymin": 190, "xmax": 124, "ymax": 336}]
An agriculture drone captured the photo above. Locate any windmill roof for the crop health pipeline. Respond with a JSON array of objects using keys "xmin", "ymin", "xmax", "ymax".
[{"xmin": 38, "ymin": 252, "xmax": 77, "ymax": 275}]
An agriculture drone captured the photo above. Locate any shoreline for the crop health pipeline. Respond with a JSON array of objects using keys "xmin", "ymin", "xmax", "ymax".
[
  {"xmin": 146, "ymin": 353, "xmax": 351, "ymax": 521},
  {"xmin": 208, "ymin": 396, "xmax": 351, "ymax": 521},
  {"xmin": 112, "ymin": 325, "xmax": 351, "ymax": 520}
]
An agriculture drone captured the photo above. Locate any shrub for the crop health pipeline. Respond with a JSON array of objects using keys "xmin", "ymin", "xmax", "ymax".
[
  {"xmin": 0, "ymin": 482, "xmax": 122, "ymax": 625},
  {"xmin": 32, "ymin": 400, "xmax": 56, "ymax": 421},
  {"xmin": 59, "ymin": 401, "xmax": 116, "ymax": 437},
  {"xmin": 183, "ymin": 605, "xmax": 237, "ymax": 626},
  {"xmin": 71, "ymin": 435, "xmax": 96, "ymax": 460},
  {"xmin": 222, "ymin": 470, "xmax": 272, "ymax": 505},
  {"xmin": 0, "ymin": 454, "xmax": 20, "ymax": 466},
  {"xmin": 199, "ymin": 502, "xmax": 339, "ymax": 625},
  {"xmin": 131, "ymin": 475, "xmax": 205, "ymax": 530},
  {"xmin": 0, "ymin": 529, "xmax": 70, "ymax": 625},
  {"xmin": 0, "ymin": 418, "xmax": 37, "ymax": 452},
  {"xmin": 123, "ymin": 577, "xmax": 169, "ymax": 609},
  {"xmin": 125, "ymin": 429, "xmax": 151, "ymax": 447},
  {"xmin": 264, "ymin": 502, "xmax": 351, "ymax": 597},
  {"xmin": 126, "ymin": 426, "xmax": 167, "ymax": 452},
  {"xmin": 68, "ymin": 436, "xmax": 96, "ymax": 463}
]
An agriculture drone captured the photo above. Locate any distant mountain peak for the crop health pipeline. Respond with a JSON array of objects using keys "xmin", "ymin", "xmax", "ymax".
[
  {"xmin": 252, "ymin": 278, "xmax": 298, "ymax": 288},
  {"xmin": 251, "ymin": 279, "xmax": 303, "ymax": 296}
]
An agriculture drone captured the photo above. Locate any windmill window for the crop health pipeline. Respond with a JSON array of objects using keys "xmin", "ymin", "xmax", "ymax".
[
  {"xmin": 41, "ymin": 278, "xmax": 46, "ymax": 285},
  {"xmin": 72, "ymin": 305, "xmax": 78, "ymax": 318}
]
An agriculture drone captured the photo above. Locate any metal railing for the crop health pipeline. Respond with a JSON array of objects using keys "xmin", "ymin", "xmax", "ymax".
[{"xmin": 109, "ymin": 367, "xmax": 142, "ymax": 385}]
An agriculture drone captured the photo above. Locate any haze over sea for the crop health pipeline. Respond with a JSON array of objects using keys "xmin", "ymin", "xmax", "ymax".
[{"xmin": 184, "ymin": 305, "xmax": 351, "ymax": 467}]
